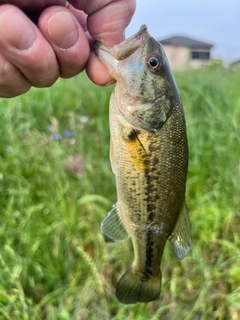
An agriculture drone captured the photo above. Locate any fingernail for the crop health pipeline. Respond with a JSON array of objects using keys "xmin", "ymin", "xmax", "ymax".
[
  {"xmin": 48, "ymin": 12, "xmax": 79, "ymax": 49},
  {"xmin": 105, "ymin": 79, "xmax": 116, "ymax": 86},
  {"xmin": 0, "ymin": 9, "xmax": 36, "ymax": 50}
]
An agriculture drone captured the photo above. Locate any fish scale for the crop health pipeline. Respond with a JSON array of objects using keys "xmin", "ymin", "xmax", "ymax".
[{"xmin": 95, "ymin": 25, "xmax": 191, "ymax": 304}]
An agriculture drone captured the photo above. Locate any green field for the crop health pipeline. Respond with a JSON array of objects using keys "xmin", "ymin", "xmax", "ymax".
[{"xmin": 0, "ymin": 65, "xmax": 239, "ymax": 319}]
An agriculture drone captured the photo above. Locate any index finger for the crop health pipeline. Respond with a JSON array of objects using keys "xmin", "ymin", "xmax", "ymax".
[
  {"xmin": 0, "ymin": 1, "xmax": 66, "ymax": 10},
  {"xmin": 69, "ymin": 0, "xmax": 136, "ymax": 46},
  {"xmin": 69, "ymin": 0, "xmax": 136, "ymax": 85}
]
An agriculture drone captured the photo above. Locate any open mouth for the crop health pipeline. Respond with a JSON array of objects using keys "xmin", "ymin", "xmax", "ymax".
[{"xmin": 94, "ymin": 25, "xmax": 150, "ymax": 61}]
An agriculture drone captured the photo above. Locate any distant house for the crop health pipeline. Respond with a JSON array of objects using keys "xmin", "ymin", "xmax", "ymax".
[
  {"xmin": 229, "ymin": 59, "xmax": 240, "ymax": 71},
  {"xmin": 159, "ymin": 35, "xmax": 214, "ymax": 70}
]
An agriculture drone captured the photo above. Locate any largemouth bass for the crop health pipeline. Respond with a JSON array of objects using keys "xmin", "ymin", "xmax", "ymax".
[{"xmin": 95, "ymin": 25, "xmax": 191, "ymax": 305}]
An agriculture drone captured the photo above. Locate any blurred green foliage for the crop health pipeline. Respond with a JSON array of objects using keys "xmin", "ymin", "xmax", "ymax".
[{"xmin": 0, "ymin": 66, "xmax": 239, "ymax": 319}]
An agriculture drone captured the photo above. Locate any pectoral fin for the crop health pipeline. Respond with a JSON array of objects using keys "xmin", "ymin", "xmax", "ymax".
[
  {"xmin": 100, "ymin": 203, "xmax": 129, "ymax": 242},
  {"xmin": 124, "ymin": 130, "xmax": 149, "ymax": 171},
  {"xmin": 109, "ymin": 137, "xmax": 116, "ymax": 174},
  {"xmin": 169, "ymin": 201, "xmax": 191, "ymax": 260}
]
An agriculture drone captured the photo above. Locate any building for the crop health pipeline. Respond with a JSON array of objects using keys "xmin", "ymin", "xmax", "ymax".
[
  {"xmin": 159, "ymin": 35, "xmax": 214, "ymax": 71},
  {"xmin": 229, "ymin": 59, "xmax": 240, "ymax": 71}
]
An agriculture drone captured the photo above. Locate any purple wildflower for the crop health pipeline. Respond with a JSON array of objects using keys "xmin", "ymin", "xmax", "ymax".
[
  {"xmin": 53, "ymin": 133, "xmax": 62, "ymax": 140},
  {"xmin": 63, "ymin": 130, "xmax": 73, "ymax": 138}
]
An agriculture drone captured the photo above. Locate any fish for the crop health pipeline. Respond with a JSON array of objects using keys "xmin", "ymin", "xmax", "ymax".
[{"xmin": 94, "ymin": 25, "xmax": 191, "ymax": 305}]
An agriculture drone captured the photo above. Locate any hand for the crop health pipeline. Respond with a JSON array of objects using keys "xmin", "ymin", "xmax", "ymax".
[{"xmin": 0, "ymin": 0, "xmax": 136, "ymax": 98}]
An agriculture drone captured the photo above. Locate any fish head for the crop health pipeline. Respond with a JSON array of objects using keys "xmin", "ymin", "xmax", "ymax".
[
  {"xmin": 94, "ymin": 25, "xmax": 179, "ymax": 106},
  {"xmin": 95, "ymin": 25, "xmax": 181, "ymax": 132}
]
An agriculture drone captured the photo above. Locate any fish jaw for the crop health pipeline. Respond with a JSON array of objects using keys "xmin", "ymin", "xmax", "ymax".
[
  {"xmin": 94, "ymin": 24, "xmax": 150, "ymax": 81},
  {"xmin": 98, "ymin": 24, "xmax": 149, "ymax": 61}
]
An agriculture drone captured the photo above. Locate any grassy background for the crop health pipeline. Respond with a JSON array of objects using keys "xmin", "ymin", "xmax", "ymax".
[{"xmin": 0, "ymin": 65, "xmax": 239, "ymax": 319}]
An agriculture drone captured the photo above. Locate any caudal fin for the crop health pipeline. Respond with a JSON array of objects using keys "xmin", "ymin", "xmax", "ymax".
[{"xmin": 116, "ymin": 266, "xmax": 161, "ymax": 304}]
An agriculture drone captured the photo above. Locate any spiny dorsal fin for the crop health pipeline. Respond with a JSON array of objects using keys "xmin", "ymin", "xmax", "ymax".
[
  {"xmin": 100, "ymin": 203, "xmax": 129, "ymax": 242},
  {"xmin": 169, "ymin": 201, "xmax": 191, "ymax": 260}
]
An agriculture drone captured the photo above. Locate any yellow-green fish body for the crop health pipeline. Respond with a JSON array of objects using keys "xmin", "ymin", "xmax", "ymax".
[{"xmin": 95, "ymin": 25, "xmax": 191, "ymax": 304}]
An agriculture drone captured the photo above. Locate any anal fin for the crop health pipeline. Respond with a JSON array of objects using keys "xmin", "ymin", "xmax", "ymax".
[
  {"xmin": 100, "ymin": 203, "xmax": 129, "ymax": 242},
  {"xmin": 169, "ymin": 201, "xmax": 191, "ymax": 260}
]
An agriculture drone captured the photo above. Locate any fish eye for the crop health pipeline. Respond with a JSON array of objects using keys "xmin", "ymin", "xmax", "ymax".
[
  {"xmin": 147, "ymin": 55, "xmax": 162, "ymax": 72},
  {"xmin": 149, "ymin": 58, "xmax": 158, "ymax": 68}
]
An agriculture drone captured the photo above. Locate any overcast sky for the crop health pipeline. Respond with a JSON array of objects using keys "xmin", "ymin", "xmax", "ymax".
[{"xmin": 126, "ymin": 0, "xmax": 240, "ymax": 62}]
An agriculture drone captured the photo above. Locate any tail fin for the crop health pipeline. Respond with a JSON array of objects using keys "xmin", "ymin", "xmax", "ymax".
[{"xmin": 116, "ymin": 266, "xmax": 161, "ymax": 304}]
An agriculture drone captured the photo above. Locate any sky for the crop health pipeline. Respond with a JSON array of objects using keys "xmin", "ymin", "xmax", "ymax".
[{"xmin": 125, "ymin": 0, "xmax": 240, "ymax": 62}]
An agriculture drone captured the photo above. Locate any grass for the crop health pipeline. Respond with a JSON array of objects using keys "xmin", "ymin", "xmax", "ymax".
[{"xmin": 0, "ymin": 64, "xmax": 239, "ymax": 319}]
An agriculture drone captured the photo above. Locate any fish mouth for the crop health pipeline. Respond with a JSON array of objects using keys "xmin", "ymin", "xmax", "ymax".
[{"xmin": 94, "ymin": 24, "xmax": 150, "ymax": 61}]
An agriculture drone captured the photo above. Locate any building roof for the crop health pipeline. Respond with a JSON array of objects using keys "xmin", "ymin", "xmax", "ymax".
[
  {"xmin": 230, "ymin": 58, "xmax": 240, "ymax": 65},
  {"xmin": 159, "ymin": 36, "xmax": 214, "ymax": 49}
]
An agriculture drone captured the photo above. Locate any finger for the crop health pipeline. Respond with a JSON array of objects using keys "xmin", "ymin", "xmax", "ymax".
[
  {"xmin": 66, "ymin": 3, "xmax": 87, "ymax": 29},
  {"xmin": 0, "ymin": 52, "xmax": 31, "ymax": 98},
  {"xmin": 85, "ymin": 52, "xmax": 115, "ymax": 86},
  {"xmin": 38, "ymin": 6, "xmax": 89, "ymax": 78},
  {"xmin": 72, "ymin": 0, "xmax": 136, "ymax": 86},
  {"xmin": 0, "ymin": 1, "xmax": 66, "ymax": 10},
  {"xmin": 69, "ymin": 0, "xmax": 136, "ymax": 46},
  {"xmin": 0, "ymin": 5, "xmax": 59, "ymax": 88}
]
